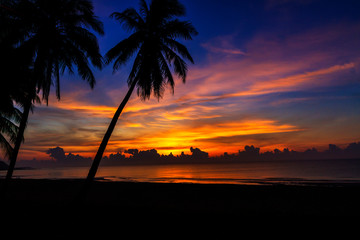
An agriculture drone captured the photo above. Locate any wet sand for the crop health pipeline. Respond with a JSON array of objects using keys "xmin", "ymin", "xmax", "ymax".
[{"xmin": 1, "ymin": 179, "xmax": 360, "ymax": 219}]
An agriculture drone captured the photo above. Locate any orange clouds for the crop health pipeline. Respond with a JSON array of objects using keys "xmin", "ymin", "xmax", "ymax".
[
  {"xmin": 252, "ymin": 62, "xmax": 356, "ymax": 93},
  {"xmin": 56, "ymin": 102, "xmax": 117, "ymax": 118},
  {"xmin": 107, "ymin": 118, "xmax": 301, "ymax": 156},
  {"xmin": 16, "ymin": 22, "xmax": 360, "ymax": 160},
  {"xmin": 22, "ymin": 56, "xmax": 357, "ymax": 159}
]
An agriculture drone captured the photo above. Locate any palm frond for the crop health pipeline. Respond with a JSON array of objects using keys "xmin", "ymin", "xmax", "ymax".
[
  {"xmin": 55, "ymin": 60, "xmax": 61, "ymax": 100},
  {"xmin": 0, "ymin": 133, "xmax": 13, "ymax": 159},
  {"xmin": 163, "ymin": 19, "xmax": 198, "ymax": 40},
  {"xmin": 0, "ymin": 115, "xmax": 19, "ymax": 139},
  {"xmin": 150, "ymin": 0, "xmax": 186, "ymax": 22},
  {"xmin": 75, "ymin": 0, "xmax": 105, "ymax": 35},
  {"xmin": 73, "ymin": 49, "xmax": 96, "ymax": 89},
  {"xmin": 110, "ymin": 9, "xmax": 144, "ymax": 32},
  {"xmin": 158, "ymin": 52, "xmax": 175, "ymax": 93},
  {"xmin": 105, "ymin": 31, "xmax": 144, "ymax": 71},
  {"xmin": 0, "ymin": 108, "xmax": 23, "ymax": 158},
  {"xmin": 139, "ymin": 0, "xmax": 149, "ymax": 19},
  {"xmin": 150, "ymin": 55, "xmax": 165, "ymax": 100},
  {"xmin": 161, "ymin": 44, "xmax": 187, "ymax": 83},
  {"xmin": 110, "ymin": 0, "xmax": 197, "ymax": 101},
  {"xmin": 128, "ymin": 46, "xmax": 144, "ymax": 85},
  {"xmin": 163, "ymin": 38, "xmax": 194, "ymax": 63},
  {"xmin": 66, "ymin": 26, "xmax": 103, "ymax": 69},
  {"xmin": 173, "ymin": 54, "xmax": 187, "ymax": 83}
]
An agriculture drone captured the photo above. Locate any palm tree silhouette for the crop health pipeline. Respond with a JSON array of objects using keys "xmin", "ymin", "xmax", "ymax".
[
  {"xmin": 85, "ymin": 0, "xmax": 197, "ymax": 183},
  {"xmin": 0, "ymin": 46, "xmax": 19, "ymax": 159},
  {"xmin": 0, "ymin": 71, "xmax": 33, "ymax": 163},
  {"xmin": 2, "ymin": 0, "xmax": 104, "ymax": 179},
  {"xmin": 0, "ymin": 1, "xmax": 34, "ymax": 167}
]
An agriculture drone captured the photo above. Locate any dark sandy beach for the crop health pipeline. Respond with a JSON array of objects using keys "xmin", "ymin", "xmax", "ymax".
[{"xmin": 1, "ymin": 179, "xmax": 360, "ymax": 219}]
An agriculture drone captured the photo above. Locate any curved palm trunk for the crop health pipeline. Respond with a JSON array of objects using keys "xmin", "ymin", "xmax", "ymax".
[
  {"xmin": 5, "ymin": 99, "xmax": 31, "ymax": 180},
  {"xmin": 85, "ymin": 80, "xmax": 137, "ymax": 184}
]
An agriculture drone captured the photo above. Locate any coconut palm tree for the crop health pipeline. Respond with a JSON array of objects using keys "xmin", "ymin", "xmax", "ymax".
[
  {"xmin": 3, "ymin": 67, "xmax": 39, "ymax": 180},
  {"xmin": 3, "ymin": 0, "xmax": 104, "ymax": 180},
  {"xmin": 85, "ymin": 0, "xmax": 197, "ymax": 183},
  {"xmin": 0, "ymin": 44, "xmax": 18, "ymax": 159},
  {"xmin": 0, "ymin": 0, "xmax": 32, "ymax": 162},
  {"xmin": 0, "ymin": 66, "xmax": 31, "ymax": 161}
]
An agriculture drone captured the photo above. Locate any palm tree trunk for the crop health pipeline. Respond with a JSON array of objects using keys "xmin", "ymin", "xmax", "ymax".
[
  {"xmin": 6, "ymin": 99, "xmax": 31, "ymax": 180},
  {"xmin": 85, "ymin": 80, "xmax": 137, "ymax": 184}
]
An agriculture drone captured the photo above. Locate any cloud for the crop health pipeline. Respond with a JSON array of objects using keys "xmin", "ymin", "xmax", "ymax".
[
  {"xmin": 46, "ymin": 146, "xmax": 66, "ymax": 161},
  {"xmin": 18, "ymin": 21, "xmax": 360, "ymax": 160},
  {"xmin": 178, "ymin": 23, "xmax": 360, "ymax": 107},
  {"xmin": 103, "ymin": 22, "xmax": 360, "ymax": 155},
  {"xmin": 201, "ymin": 42, "xmax": 246, "ymax": 55},
  {"xmin": 201, "ymin": 35, "xmax": 247, "ymax": 56},
  {"xmin": 106, "ymin": 117, "xmax": 302, "ymax": 156}
]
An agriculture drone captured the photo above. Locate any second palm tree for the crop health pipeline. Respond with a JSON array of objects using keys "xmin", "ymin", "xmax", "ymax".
[{"xmin": 86, "ymin": 0, "xmax": 198, "ymax": 183}]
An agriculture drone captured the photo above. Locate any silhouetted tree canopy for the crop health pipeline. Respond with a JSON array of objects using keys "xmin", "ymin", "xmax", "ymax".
[
  {"xmin": 105, "ymin": 0, "xmax": 198, "ymax": 100},
  {"xmin": 84, "ymin": 0, "xmax": 197, "ymax": 184},
  {"xmin": 0, "ymin": 0, "xmax": 104, "ymax": 179}
]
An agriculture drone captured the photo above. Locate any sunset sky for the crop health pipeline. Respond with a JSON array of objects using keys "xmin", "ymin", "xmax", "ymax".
[{"xmin": 18, "ymin": 0, "xmax": 360, "ymax": 160}]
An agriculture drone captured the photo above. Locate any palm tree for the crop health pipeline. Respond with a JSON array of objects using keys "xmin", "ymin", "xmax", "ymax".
[
  {"xmin": 85, "ymin": 0, "xmax": 197, "ymax": 183},
  {"xmin": 0, "ymin": 0, "xmax": 31, "ymax": 163},
  {"xmin": 3, "ymin": 67, "xmax": 40, "ymax": 180},
  {"xmin": 3, "ymin": 0, "xmax": 104, "ymax": 180},
  {"xmin": 0, "ymin": 61, "xmax": 30, "ymax": 160}
]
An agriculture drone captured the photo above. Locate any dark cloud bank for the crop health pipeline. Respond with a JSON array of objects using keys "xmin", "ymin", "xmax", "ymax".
[{"xmin": 3, "ymin": 142, "xmax": 360, "ymax": 169}]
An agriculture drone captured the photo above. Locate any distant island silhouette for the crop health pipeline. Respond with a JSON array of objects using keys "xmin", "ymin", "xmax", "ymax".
[{"xmin": 1, "ymin": 142, "xmax": 359, "ymax": 169}]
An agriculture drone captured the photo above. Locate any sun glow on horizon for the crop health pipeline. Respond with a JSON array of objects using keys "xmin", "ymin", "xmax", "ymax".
[{"xmin": 13, "ymin": 7, "xmax": 360, "ymax": 162}]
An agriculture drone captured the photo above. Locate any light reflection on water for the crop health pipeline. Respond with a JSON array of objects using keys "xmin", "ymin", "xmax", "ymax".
[{"xmin": 1, "ymin": 159, "xmax": 360, "ymax": 185}]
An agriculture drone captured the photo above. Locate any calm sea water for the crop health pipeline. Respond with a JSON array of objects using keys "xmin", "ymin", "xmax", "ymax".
[{"xmin": 1, "ymin": 159, "xmax": 360, "ymax": 185}]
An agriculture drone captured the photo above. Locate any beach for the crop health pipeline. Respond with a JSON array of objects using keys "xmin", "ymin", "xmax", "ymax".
[{"xmin": 1, "ymin": 179, "xmax": 360, "ymax": 218}]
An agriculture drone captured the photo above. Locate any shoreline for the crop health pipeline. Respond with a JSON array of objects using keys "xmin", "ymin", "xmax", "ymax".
[
  {"xmin": 3, "ymin": 175, "xmax": 360, "ymax": 186},
  {"xmin": 1, "ymin": 179, "xmax": 360, "ymax": 217}
]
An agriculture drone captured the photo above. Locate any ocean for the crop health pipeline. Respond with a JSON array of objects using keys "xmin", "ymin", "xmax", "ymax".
[{"xmin": 1, "ymin": 159, "xmax": 360, "ymax": 185}]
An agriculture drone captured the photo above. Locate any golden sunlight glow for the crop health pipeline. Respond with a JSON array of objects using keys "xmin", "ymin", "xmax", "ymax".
[
  {"xmin": 22, "ymin": 42, "xmax": 358, "ymax": 161},
  {"xmin": 33, "ymin": 90, "xmax": 305, "ymax": 157},
  {"xmin": 107, "ymin": 119, "xmax": 302, "ymax": 156},
  {"xmin": 55, "ymin": 101, "xmax": 118, "ymax": 118}
]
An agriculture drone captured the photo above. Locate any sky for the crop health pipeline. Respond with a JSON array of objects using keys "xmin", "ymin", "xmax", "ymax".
[{"xmin": 15, "ymin": 0, "xmax": 360, "ymax": 160}]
